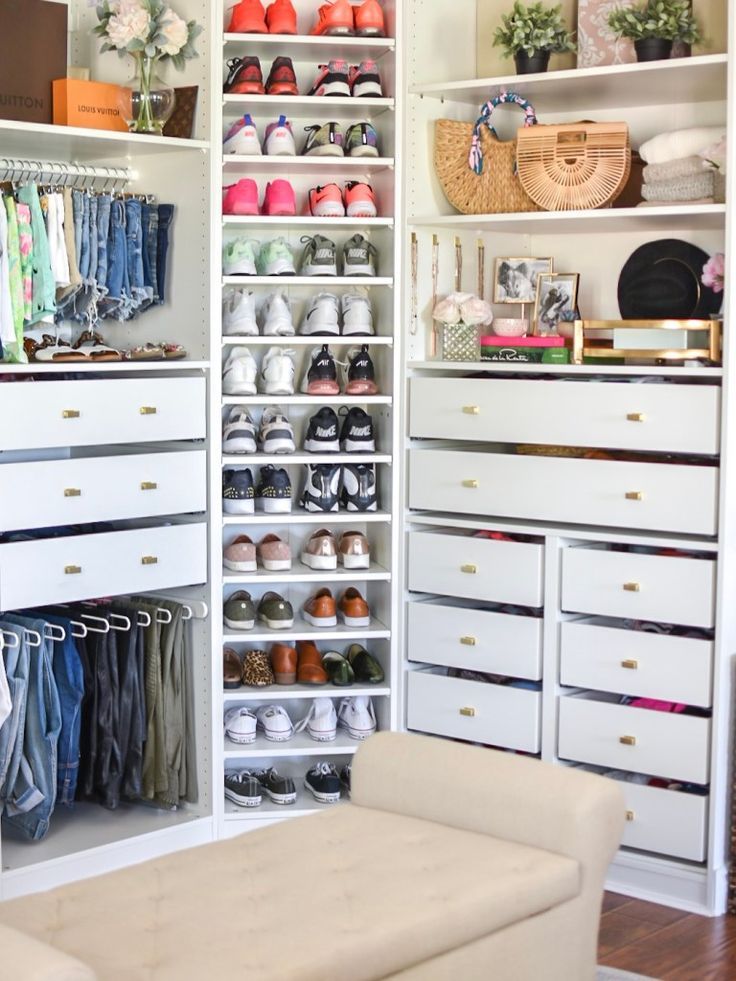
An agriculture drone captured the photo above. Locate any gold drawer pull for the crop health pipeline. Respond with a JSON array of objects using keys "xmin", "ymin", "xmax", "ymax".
[
  {"xmin": 141, "ymin": 555, "xmax": 159, "ymax": 566},
  {"xmin": 140, "ymin": 481, "xmax": 158, "ymax": 491},
  {"xmin": 64, "ymin": 565, "xmax": 82, "ymax": 576},
  {"xmin": 459, "ymin": 707, "xmax": 476, "ymax": 717},
  {"xmin": 621, "ymin": 659, "xmax": 639, "ymax": 670},
  {"xmin": 64, "ymin": 488, "xmax": 82, "ymax": 498},
  {"xmin": 462, "ymin": 479, "xmax": 479, "ymax": 489},
  {"xmin": 460, "ymin": 636, "xmax": 477, "ymax": 646},
  {"xmin": 619, "ymin": 735, "xmax": 637, "ymax": 746},
  {"xmin": 462, "ymin": 405, "xmax": 480, "ymax": 415},
  {"xmin": 140, "ymin": 406, "xmax": 158, "ymax": 415},
  {"xmin": 623, "ymin": 582, "xmax": 641, "ymax": 592},
  {"xmin": 461, "ymin": 564, "xmax": 478, "ymax": 575},
  {"xmin": 625, "ymin": 491, "xmax": 644, "ymax": 501},
  {"xmin": 625, "ymin": 810, "xmax": 635, "ymax": 822},
  {"xmin": 62, "ymin": 409, "xmax": 80, "ymax": 419},
  {"xmin": 627, "ymin": 412, "xmax": 646, "ymax": 423}
]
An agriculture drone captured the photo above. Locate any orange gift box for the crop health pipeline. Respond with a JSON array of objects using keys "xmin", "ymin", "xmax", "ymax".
[{"xmin": 53, "ymin": 79, "xmax": 129, "ymax": 132}]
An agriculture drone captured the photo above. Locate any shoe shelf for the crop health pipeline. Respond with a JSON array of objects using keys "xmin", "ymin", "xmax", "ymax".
[
  {"xmin": 221, "ymin": 394, "xmax": 393, "ymax": 405},
  {"xmin": 222, "ymin": 510, "xmax": 392, "ymax": 525},
  {"xmin": 222, "ymin": 335, "xmax": 394, "ymax": 346},
  {"xmin": 223, "ymin": 683, "xmax": 392, "ymax": 702},
  {"xmin": 223, "ymin": 155, "xmax": 395, "ymax": 173},
  {"xmin": 223, "ymin": 797, "xmax": 343, "ymax": 821},
  {"xmin": 410, "ymin": 361, "xmax": 724, "ymax": 379},
  {"xmin": 223, "ymin": 33, "xmax": 395, "ymax": 61},
  {"xmin": 222, "ymin": 276, "xmax": 394, "ymax": 286},
  {"xmin": 0, "ymin": 360, "xmax": 211, "ymax": 375},
  {"xmin": 222, "ymin": 618, "xmax": 391, "ymax": 644},
  {"xmin": 222, "ymin": 215, "xmax": 394, "ymax": 228},
  {"xmin": 224, "ymin": 731, "xmax": 361, "ymax": 760},
  {"xmin": 223, "ymin": 94, "xmax": 395, "ymax": 118},
  {"xmin": 222, "ymin": 453, "xmax": 392, "ymax": 465},
  {"xmin": 223, "ymin": 563, "xmax": 392, "ymax": 585}
]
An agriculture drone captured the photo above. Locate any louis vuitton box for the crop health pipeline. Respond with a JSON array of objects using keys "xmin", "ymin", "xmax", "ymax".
[{"xmin": 0, "ymin": 0, "xmax": 68, "ymax": 124}]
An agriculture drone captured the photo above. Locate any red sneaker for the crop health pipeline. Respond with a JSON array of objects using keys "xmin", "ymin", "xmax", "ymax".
[
  {"xmin": 354, "ymin": 0, "xmax": 386, "ymax": 37},
  {"xmin": 311, "ymin": 0, "xmax": 355, "ymax": 36},
  {"xmin": 343, "ymin": 181, "xmax": 377, "ymax": 218},
  {"xmin": 223, "ymin": 179, "xmax": 260, "ymax": 216},
  {"xmin": 265, "ymin": 56, "xmax": 299, "ymax": 96},
  {"xmin": 307, "ymin": 60, "xmax": 350, "ymax": 97},
  {"xmin": 228, "ymin": 0, "xmax": 268, "ymax": 33},
  {"xmin": 266, "ymin": 0, "xmax": 297, "ymax": 34},
  {"xmin": 308, "ymin": 184, "xmax": 346, "ymax": 218},
  {"xmin": 224, "ymin": 57, "xmax": 265, "ymax": 95}
]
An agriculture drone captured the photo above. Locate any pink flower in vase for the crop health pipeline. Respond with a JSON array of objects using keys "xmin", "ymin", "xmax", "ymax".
[{"xmin": 702, "ymin": 252, "xmax": 725, "ymax": 294}]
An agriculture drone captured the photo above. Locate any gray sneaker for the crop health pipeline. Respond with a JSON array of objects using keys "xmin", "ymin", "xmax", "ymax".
[
  {"xmin": 224, "ymin": 590, "xmax": 256, "ymax": 630},
  {"xmin": 342, "ymin": 234, "xmax": 378, "ymax": 277},
  {"xmin": 300, "ymin": 234, "xmax": 338, "ymax": 276}
]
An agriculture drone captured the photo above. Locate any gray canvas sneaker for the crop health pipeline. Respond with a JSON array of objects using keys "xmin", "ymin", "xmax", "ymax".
[{"xmin": 299, "ymin": 234, "xmax": 338, "ymax": 276}]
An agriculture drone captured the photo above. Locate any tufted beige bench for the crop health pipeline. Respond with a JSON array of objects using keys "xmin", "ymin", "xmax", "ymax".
[{"xmin": 0, "ymin": 731, "xmax": 624, "ymax": 981}]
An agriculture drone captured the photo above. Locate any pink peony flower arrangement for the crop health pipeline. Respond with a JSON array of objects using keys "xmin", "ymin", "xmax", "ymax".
[
  {"xmin": 432, "ymin": 292, "xmax": 494, "ymax": 327},
  {"xmin": 702, "ymin": 252, "xmax": 725, "ymax": 294},
  {"xmin": 95, "ymin": 0, "xmax": 201, "ymax": 69}
]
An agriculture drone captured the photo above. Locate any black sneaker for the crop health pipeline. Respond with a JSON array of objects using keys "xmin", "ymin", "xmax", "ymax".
[
  {"xmin": 342, "ymin": 345, "xmax": 378, "ymax": 396},
  {"xmin": 305, "ymin": 761, "xmax": 341, "ymax": 803},
  {"xmin": 339, "ymin": 406, "xmax": 376, "ymax": 452},
  {"xmin": 301, "ymin": 463, "xmax": 341, "ymax": 512},
  {"xmin": 256, "ymin": 465, "xmax": 292, "ymax": 514},
  {"xmin": 302, "ymin": 344, "xmax": 340, "ymax": 395},
  {"xmin": 224, "ymin": 770, "xmax": 262, "ymax": 808},
  {"xmin": 341, "ymin": 463, "xmax": 378, "ymax": 511},
  {"xmin": 254, "ymin": 767, "xmax": 297, "ymax": 805},
  {"xmin": 223, "ymin": 468, "xmax": 255, "ymax": 515},
  {"xmin": 339, "ymin": 763, "xmax": 352, "ymax": 798},
  {"xmin": 224, "ymin": 56, "xmax": 265, "ymax": 95},
  {"xmin": 305, "ymin": 406, "xmax": 340, "ymax": 453},
  {"xmin": 265, "ymin": 56, "xmax": 299, "ymax": 96}
]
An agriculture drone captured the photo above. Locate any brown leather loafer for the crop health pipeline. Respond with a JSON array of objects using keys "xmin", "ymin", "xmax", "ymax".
[
  {"xmin": 271, "ymin": 642, "xmax": 297, "ymax": 685},
  {"xmin": 338, "ymin": 587, "xmax": 370, "ymax": 627},
  {"xmin": 223, "ymin": 647, "xmax": 243, "ymax": 690},
  {"xmin": 303, "ymin": 587, "xmax": 337, "ymax": 627},
  {"xmin": 296, "ymin": 640, "xmax": 328, "ymax": 685}
]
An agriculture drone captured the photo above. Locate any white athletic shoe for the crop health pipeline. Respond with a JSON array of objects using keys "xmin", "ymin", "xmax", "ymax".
[
  {"xmin": 223, "ymin": 347, "xmax": 258, "ymax": 396},
  {"xmin": 260, "ymin": 347, "xmax": 296, "ymax": 396},
  {"xmin": 223, "ymin": 407, "xmax": 258, "ymax": 453},
  {"xmin": 341, "ymin": 288, "xmax": 374, "ymax": 336},
  {"xmin": 300, "ymin": 292, "xmax": 340, "ymax": 336},
  {"xmin": 264, "ymin": 115, "xmax": 296, "ymax": 156},
  {"xmin": 223, "ymin": 114, "xmax": 261, "ymax": 155},
  {"xmin": 296, "ymin": 698, "xmax": 337, "ymax": 742},
  {"xmin": 258, "ymin": 406, "xmax": 296, "ymax": 454},
  {"xmin": 256, "ymin": 705, "xmax": 295, "ymax": 742},
  {"xmin": 223, "ymin": 289, "xmax": 258, "ymax": 336},
  {"xmin": 261, "ymin": 292, "xmax": 295, "ymax": 336},
  {"xmin": 337, "ymin": 695, "xmax": 377, "ymax": 740}
]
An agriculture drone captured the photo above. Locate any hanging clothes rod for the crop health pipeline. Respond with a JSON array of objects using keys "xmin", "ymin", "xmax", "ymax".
[{"xmin": 0, "ymin": 157, "xmax": 135, "ymax": 191}]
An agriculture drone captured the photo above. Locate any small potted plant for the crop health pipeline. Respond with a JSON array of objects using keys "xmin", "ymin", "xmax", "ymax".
[
  {"xmin": 607, "ymin": 0, "xmax": 701, "ymax": 62},
  {"xmin": 493, "ymin": 2, "xmax": 576, "ymax": 75}
]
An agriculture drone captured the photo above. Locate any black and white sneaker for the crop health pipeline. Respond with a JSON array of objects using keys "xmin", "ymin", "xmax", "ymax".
[
  {"xmin": 256, "ymin": 465, "xmax": 292, "ymax": 513},
  {"xmin": 301, "ymin": 463, "xmax": 341, "ymax": 512},
  {"xmin": 305, "ymin": 406, "xmax": 340, "ymax": 453},
  {"xmin": 223, "ymin": 468, "xmax": 255, "ymax": 514},
  {"xmin": 301, "ymin": 344, "xmax": 340, "ymax": 395},
  {"xmin": 254, "ymin": 767, "xmax": 297, "ymax": 805},
  {"xmin": 224, "ymin": 770, "xmax": 262, "ymax": 808},
  {"xmin": 342, "ymin": 345, "xmax": 378, "ymax": 396},
  {"xmin": 339, "ymin": 406, "xmax": 376, "ymax": 452},
  {"xmin": 341, "ymin": 463, "xmax": 378, "ymax": 511},
  {"xmin": 304, "ymin": 761, "xmax": 341, "ymax": 803},
  {"xmin": 223, "ymin": 407, "xmax": 257, "ymax": 454},
  {"xmin": 259, "ymin": 406, "xmax": 295, "ymax": 454}
]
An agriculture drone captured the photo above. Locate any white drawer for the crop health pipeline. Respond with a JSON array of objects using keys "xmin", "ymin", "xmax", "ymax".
[
  {"xmin": 561, "ymin": 548, "xmax": 716, "ymax": 629},
  {"xmin": 409, "ymin": 449, "xmax": 718, "ymax": 536},
  {"xmin": 560, "ymin": 621, "xmax": 713, "ymax": 707},
  {"xmin": 407, "ymin": 531, "xmax": 544, "ymax": 607},
  {"xmin": 0, "ymin": 523, "xmax": 207, "ymax": 611},
  {"xmin": 410, "ymin": 377, "xmax": 720, "ymax": 455},
  {"xmin": 558, "ymin": 695, "xmax": 710, "ymax": 784},
  {"xmin": 618, "ymin": 781, "xmax": 708, "ymax": 862},
  {"xmin": 0, "ymin": 451, "xmax": 207, "ymax": 532},
  {"xmin": 0, "ymin": 377, "xmax": 206, "ymax": 451},
  {"xmin": 408, "ymin": 602, "xmax": 543, "ymax": 679},
  {"xmin": 408, "ymin": 669, "xmax": 541, "ymax": 753}
]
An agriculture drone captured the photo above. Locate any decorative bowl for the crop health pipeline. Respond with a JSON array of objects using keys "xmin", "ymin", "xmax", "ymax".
[{"xmin": 493, "ymin": 318, "xmax": 528, "ymax": 337}]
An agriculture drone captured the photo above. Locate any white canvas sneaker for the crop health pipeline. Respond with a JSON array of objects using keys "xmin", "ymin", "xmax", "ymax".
[
  {"xmin": 223, "ymin": 407, "xmax": 258, "ymax": 453},
  {"xmin": 223, "ymin": 114, "xmax": 262, "ymax": 155},
  {"xmin": 261, "ymin": 292, "xmax": 295, "ymax": 336},
  {"xmin": 223, "ymin": 289, "xmax": 258, "ymax": 336},
  {"xmin": 260, "ymin": 347, "xmax": 296, "ymax": 396},
  {"xmin": 264, "ymin": 115, "xmax": 297, "ymax": 156},
  {"xmin": 337, "ymin": 695, "xmax": 376, "ymax": 740},
  {"xmin": 300, "ymin": 292, "xmax": 340, "ymax": 336},
  {"xmin": 256, "ymin": 704, "xmax": 295, "ymax": 742},
  {"xmin": 341, "ymin": 289, "xmax": 374, "ymax": 336},
  {"xmin": 223, "ymin": 347, "xmax": 258, "ymax": 396},
  {"xmin": 224, "ymin": 707, "xmax": 257, "ymax": 744},
  {"xmin": 259, "ymin": 406, "xmax": 296, "ymax": 454},
  {"xmin": 296, "ymin": 698, "xmax": 337, "ymax": 742}
]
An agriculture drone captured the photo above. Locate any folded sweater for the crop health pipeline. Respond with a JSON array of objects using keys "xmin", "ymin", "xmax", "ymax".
[
  {"xmin": 641, "ymin": 171, "xmax": 715, "ymax": 202},
  {"xmin": 639, "ymin": 126, "xmax": 725, "ymax": 165},
  {"xmin": 637, "ymin": 198, "xmax": 715, "ymax": 208},
  {"xmin": 643, "ymin": 155, "xmax": 707, "ymax": 183}
]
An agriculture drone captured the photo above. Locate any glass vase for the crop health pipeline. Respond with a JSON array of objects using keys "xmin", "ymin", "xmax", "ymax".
[{"xmin": 119, "ymin": 54, "xmax": 176, "ymax": 135}]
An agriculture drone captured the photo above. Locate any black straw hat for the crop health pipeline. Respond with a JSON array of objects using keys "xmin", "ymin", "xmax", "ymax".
[{"xmin": 618, "ymin": 238, "xmax": 721, "ymax": 319}]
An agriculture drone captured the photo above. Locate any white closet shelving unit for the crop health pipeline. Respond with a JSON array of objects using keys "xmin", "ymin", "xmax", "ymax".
[
  {"xmin": 213, "ymin": 0, "xmax": 401, "ymax": 837},
  {"xmin": 401, "ymin": 0, "xmax": 734, "ymax": 915}
]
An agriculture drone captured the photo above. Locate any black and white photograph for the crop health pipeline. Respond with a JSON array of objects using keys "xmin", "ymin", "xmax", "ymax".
[
  {"xmin": 533, "ymin": 273, "xmax": 580, "ymax": 335},
  {"xmin": 494, "ymin": 257, "xmax": 554, "ymax": 304}
]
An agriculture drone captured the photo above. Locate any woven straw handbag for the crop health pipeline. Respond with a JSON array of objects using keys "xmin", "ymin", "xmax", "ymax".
[
  {"xmin": 516, "ymin": 122, "xmax": 631, "ymax": 211},
  {"xmin": 434, "ymin": 92, "xmax": 541, "ymax": 215}
]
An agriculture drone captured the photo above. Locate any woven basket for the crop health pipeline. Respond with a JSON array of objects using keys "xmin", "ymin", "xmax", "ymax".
[
  {"xmin": 516, "ymin": 122, "xmax": 631, "ymax": 211},
  {"xmin": 434, "ymin": 92, "xmax": 541, "ymax": 215}
]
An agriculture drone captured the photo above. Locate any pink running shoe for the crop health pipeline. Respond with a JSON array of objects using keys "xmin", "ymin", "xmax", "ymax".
[
  {"xmin": 343, "ymin": 181, "xmax": 377, "ymax": 218},
  {"xmin": 308, "ymin": 183, "xmax": 346, "ymax": 218},
  {"xmin": 223, "ymin": 179, "xmax": 259, "ymax": 216},
  {"xmin": 262, "ymin": 179, "xmax": 297, "ymax": 216}
]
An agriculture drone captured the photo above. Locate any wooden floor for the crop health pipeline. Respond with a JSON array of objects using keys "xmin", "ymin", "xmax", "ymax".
[{"xmin": 598, "ymin": 892, "xmax": 736, "ymax": 980}]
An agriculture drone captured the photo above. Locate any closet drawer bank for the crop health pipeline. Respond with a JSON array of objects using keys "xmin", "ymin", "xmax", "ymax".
[
  {"xmin": 407, "ymin": 531, "xmax": 544, "ymax": 607},
  {"xmin": 0, "ymin": 377, "xmax": 207, "ymax": 451},
  {"xmin": 561, "ymin": 548, "xmax": 716, "ymax": 629},
  {"xmin": 560, "ymin": 620, "xmax": 713, "ymax": 707},
  {"xmin": 618, "ymin": 781, "xmax": 708, "ymax": 863},
  {"xmin": 0, "ymin": 451, "xmax": 207, "ymax": 532},
  {"xmin": 408, "ymin": 669, "xmax": 541, "ymax": 753},
  {"xmin": 409, "ymin": 378, "xmax": 720, "ymax": 455},
  {"xmin": 558, "ymin": 694, "xmax": 710, "ymax": 785},
  {"xmin": 0, "ymin": 523, "xmax": 207, "ymax": 611},
  {"xmin": 408, "ymin": 601, "xmax": 543, "ymax": 680},
  {"xmin": 409, "ymin": 450, "xmax": 718, "ymax": 536}
]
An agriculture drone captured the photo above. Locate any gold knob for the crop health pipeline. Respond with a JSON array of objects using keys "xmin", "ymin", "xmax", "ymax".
[
  {"xmin": 625, "ymin": 491, "xmax": 644, "ymax": 501},
  {"xmin": 64, "ymin": 488, "xmax": 82, "ymax": 498},
  {"xmin": 62, "ymin": 409, "xmax": 80, "ymax": 419},
  {"xmin": 619, "ymin": 735, "xmax": 637, "ymax": 746},
  {"xmin": 461, "ymin": 564, "xmax": 478, "ymax": 574},
  {"xmin": 460, "ymin": 636, "xmax": 477, "ymax": 646},
  {"xmin": 627, "ymin": 412, "xmax": 646, "ymax": 422},
  {"xmin": 459, "ymin": 707, "xmax": 476, "ymax": 717},
  {"xmin": 141, "ymin": 555, "xmax": 159, "ymax": 565},
  {"xmin": 621, "ymin": 659, "xmax": 639, "ymax": 670},
  {"xmin": 140, "ymin": 406, "xmax": 158, "ymax": 415},
  {"xmin": 64, "ymin": 565, "xmax": 82, "ymax": 575},
  {"xmin": 462, "ymin": 479, "xmax": 479, "ymax": 489},
  {"xmin": 625, "ymin": 810, "xmax": 635, "ymax": 822},
  {"xmin": 140, "ymin": 481, "xmax": 158, "ymax": 491},
  {"xmin": 462, "ymin": 405, "xmax": 480, "ymax": 415},
  {"xmin": 623, "ymin": 582, "xmax": 641, "ymax": 592}
]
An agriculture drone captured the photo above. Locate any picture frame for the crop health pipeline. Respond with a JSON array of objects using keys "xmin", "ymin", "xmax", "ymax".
[
  {"xmin": 493, "ymin": 257, "xmax": 554, "ymax": 304},
  {"xmin": 533, "ymin": 273, "xmax": 580, "ymax": 336}
]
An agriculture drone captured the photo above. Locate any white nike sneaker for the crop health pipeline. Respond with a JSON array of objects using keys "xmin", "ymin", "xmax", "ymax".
[
  {"xmin": 223, "ymin": 407, "xmax": 257, "ymax": 453},
  {"xmin": 223, "ymin": 289, "xmax": 258, "ymax": 336},
  {"xmin": 341, "ymin": 288, "xmax": 374, "ymax": 336},
  {"xmin": 259, "ymin": 407, "xmax": 296, "ymax": 454},
  {"xmin": 264, "ymin": 115, "xmax": 296, "ymax": 156},
  {"xmin": 260, "ymin": 347, "xmax": 296, "ymax": 396},
  {"xmin": 223, "ymin": 347, "xmax": 258, "ymax": 396},
  {"xmin": 300, "ymin": 292, "xmax": 340, "ymax": 336},
  {"xmin": 223, "ymin": 114, "xmax": 262, "ymax": 155},
  {"xmin": 337, "ymin": 695, "xmax": 376, "ymax": 740},
  {"xmin": 296, "ymin": 698, "xmax": 337, "ymax": 742},
  {"xmin": 261, "ymin": 292, "xmax": 295, "ymax": 336}
]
